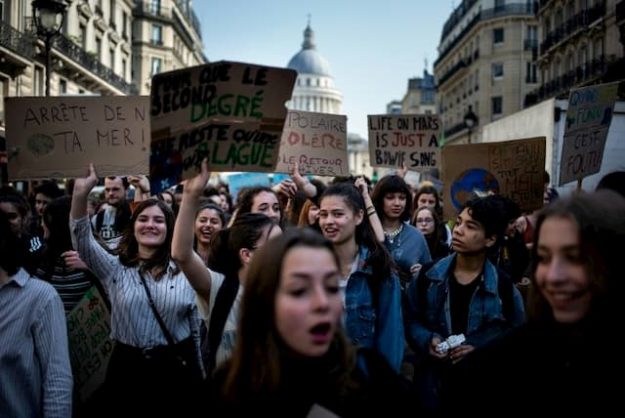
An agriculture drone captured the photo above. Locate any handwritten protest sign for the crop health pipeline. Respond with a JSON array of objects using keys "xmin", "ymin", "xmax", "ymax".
[
  {"xmin": 6, "ymin": 96, "xmax": 149, "ymax": 179},
  {"xmin": 558, "ymin": 82, "xmax": 619, "ymax": 185},
  {"xmin": 275, "ymin": 110, "xmax": 348, "ymax": 176},
  {"xmin": 66, "ymin": 286, "xmax": 113, "ymax": 403},
  {"xmin": 367, "ymin": 114, "xmax": 441, "ymax": 171},
  {"xmin": 441, "ymin": 137, "xmax": 546, "ymax": 220},
  {"xmin": 149, "ymin": 61, "xmax": 297, "ymax": 193}
]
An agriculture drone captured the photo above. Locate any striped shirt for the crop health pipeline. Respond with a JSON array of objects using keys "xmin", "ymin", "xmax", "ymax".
[
  {"xmin": 0, "ymin": 268, "xmax": 73, "ymax": 418},
  {"xmin": 36, "ymin": 261, "xmax": 97, "ymax": 313},
  {"xmin": 70, "ymin": 215, "xmax": 200, "ymax": 348}
]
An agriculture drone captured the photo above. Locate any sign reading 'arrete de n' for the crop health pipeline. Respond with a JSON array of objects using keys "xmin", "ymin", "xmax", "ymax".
[
  {"xmin": 6, "ymin": 96, "xmax": 150, "ymax": 179},
  {"xmin": 149, "ymin": 61, "xmax": 296, "ymax": 193}
]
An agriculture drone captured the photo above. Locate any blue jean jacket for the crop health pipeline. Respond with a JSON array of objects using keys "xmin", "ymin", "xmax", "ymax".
[
  {"xmin": 344, "ymin": 245, "xmax": 405, "ymax": 372},
  {"xmin": 404, "ymin": 254, "xmax": 525, "ymax": 355}
]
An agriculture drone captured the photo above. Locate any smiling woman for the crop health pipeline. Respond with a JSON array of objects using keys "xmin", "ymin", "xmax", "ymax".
[
  {"xmin": 444, "ymin": 190, "xmax": 625, "ymax": 416},
  {"xmin": 69, "ymin": 165, "xmax": 203, "ymax": 417}
]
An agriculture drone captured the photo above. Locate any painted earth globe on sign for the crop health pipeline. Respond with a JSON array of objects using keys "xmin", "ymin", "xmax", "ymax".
[{"xmin": 450, "ymin": 168, "xmax": 500, "ymax": 211}]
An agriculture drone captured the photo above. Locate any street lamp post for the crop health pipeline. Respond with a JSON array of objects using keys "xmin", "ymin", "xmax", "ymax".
[
  {"xmin": 464, "ymin": 105, "xmax": 478, "ymax": 144},
  {"xmin": 32, "ymin": 0, "xmax": 67, "ymax": 96}
]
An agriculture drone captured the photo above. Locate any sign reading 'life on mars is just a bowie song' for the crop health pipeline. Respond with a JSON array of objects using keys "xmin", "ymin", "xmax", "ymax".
[
  {"xmin": 6, "ymin": 96, "xmax": 150, "ymax": 179},
  {"xmin": 367, "ymin": 114, "xmax": 441, "ymax": 172},
  {"xmin": 275, "ymin": 110, "xmax": 349, "ymax": 177},
  {"xmin": 149, "ymin": 61, "xmax": 296, "ymax": 193}
]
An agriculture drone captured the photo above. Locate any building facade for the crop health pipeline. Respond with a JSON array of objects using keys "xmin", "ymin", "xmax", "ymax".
[
  {"xmin": 524, "ymin": 0, "xmax": 625, "ymax": 107},
  {"xmin": 286, "ymin": 23, "xmax": 342, "ymax": 114},
  {"xmin": 0, "ymin": 0, "xmax": 205, "ymax": 124},
  {"xmin": 435, "ymin": 0, "xmax": 539, "ymax": 145},
  {"xmin": 0, "ymin": 0, "xmax": 205, "ymax": 185},
  {"xmin": 132, "ymin": 0, "xmax": 205, "ymax": 95},
  {"xmin": 0, "ymin": 0, "xmax": 137, "ymax": 127},
  {"xmin": 402, "ymin": 69, "xmax": 437, "ymax": 115}
]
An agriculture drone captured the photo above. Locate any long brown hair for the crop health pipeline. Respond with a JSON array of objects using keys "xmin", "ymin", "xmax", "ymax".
[
  {"xmin": 221, "ymin": 228, "xmax": 357, "ymax": 400},
  {"xmin": 117, "ymin": 199, "xmax": 177, "ymax": 279},
  {"xmin": 527, "ymin": 190, "xmax": 625, "ymax": 323}
]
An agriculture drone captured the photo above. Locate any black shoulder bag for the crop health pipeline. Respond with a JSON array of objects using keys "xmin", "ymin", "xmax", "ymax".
[{"xmin": 138, "ymin": 271, "xmax": 201, "ymax": 381}]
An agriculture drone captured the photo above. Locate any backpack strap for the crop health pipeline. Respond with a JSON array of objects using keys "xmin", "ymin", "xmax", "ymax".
[{"xmin": 205, "ymin": 273, "xmax": 239, "ymax": 373}]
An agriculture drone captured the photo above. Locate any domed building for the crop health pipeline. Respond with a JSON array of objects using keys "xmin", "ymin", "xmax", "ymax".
[{"xmin": 287, "ymin": 23, "xmax": 342, "ymax": 114}]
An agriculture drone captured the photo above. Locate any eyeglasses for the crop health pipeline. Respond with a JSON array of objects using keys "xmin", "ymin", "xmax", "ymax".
[{"xmin": 416, "ymin": 218, "xmax": 434, "ymax": 224}]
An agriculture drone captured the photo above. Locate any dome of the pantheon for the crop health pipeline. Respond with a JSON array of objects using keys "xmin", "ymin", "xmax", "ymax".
[{"xmin": 287, "ymin": 24, "xmax": 332, "ymax": 76}]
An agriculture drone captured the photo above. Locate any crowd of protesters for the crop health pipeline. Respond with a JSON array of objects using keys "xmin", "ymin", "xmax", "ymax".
[{"xmin": 1, "ymin": 165, "xmax": 624, "ymax": 417}]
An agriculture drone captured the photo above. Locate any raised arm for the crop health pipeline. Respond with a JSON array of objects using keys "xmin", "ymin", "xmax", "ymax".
[
  {"xmin": 355, "ymin": 176, "xmax": 385, "ymax": 242},
  {"xmin": 70, "ymin": 164, "xmax": 98, "ymax": 220},
  {"xmin": 171, "ymin": 159, "xmax": 213, "ymax": 302},
  {"xmin": 128, "ymin": 175, "xmax": 151, "ymax": 202},
  {"xmin": 70, "ymin": 164, "xmax": 118, "ymax": 282},
  {"xmin": 290, "ymin": 162, "xmax": 317, "ymax": 198}
]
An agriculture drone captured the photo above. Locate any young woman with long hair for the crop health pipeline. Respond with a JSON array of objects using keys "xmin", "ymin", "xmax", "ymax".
[
  {"xmin": 172, "ymin": 159, "xmax": 281, "ymax": 373},
  {"xmin": 445, "ymin": 190, "xmax": 625, "ymax": 415},
  {"xmin": 370, "ymin": 175, "xmax": 431, "ymax": 286},
  {"xmin": 318, "ymin": 182, "xmax": 404, "ymax": 371},
  {"xmin": 210, "ymin": 228, "xmax": 411, "ymax": 417},
  {"xmin": 70, "ymin": 164, "xmax": 202, "ymax": 416}
]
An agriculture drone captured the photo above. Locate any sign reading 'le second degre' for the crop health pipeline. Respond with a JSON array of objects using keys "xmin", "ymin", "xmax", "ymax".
[
  {"xmin": 275, "ymin": 110, "xmax": 348, "ymax": 177},
  {"xmin": 149, "ymin": 61, "xmax": 296, "ymax": 193},
  {"xmin": 367, "ymin": 114, "xmax": 441, "ymax": 171},
  {"xmin": 6, "ymin": 96, "xmax": 149, "ymax": 179}
]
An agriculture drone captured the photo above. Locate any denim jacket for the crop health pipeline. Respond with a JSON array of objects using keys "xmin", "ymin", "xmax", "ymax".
[
  {"xmin": 404, "ymin": 254, "xmax": 525, "ymax": 355},
  {"xmin": 344, "ymin": 245, "xmax": 405, "ymax": 372}
]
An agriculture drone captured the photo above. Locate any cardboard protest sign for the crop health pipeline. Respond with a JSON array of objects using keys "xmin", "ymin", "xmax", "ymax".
[
  {"xmin": 558, "ymin": 82, "xmax": 619, "ymax": 185},
  {"xmin": 6, "ymin": 96, "xmax": 149, "ymax": 179},
  {"xmin": 66, "ymin": 286, "xmax": 113, "ymax": 403},
  {"xmin": 275, "ymin": 110, "xmax": 348, "ymax": 176},
  {"xmin": 441, "ymin": 137, "xmax": 546, "ymax": 220},
  {"xmin": 149, "ymin": 61, "xmax": 297, "ymax": 193},
  {"xmin": 367, "ymin": 114, "xmax": 441, "ymax": 171}
]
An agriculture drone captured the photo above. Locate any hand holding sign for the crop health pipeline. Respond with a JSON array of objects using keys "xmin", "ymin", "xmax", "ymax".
[
  {"xmin": 73, "ymin": 163, "xmax": 99, "ymax": 196},
  {"xmin": 183, "ymin": 158, "xmax": 211, "ymax": 198},
  {"xmin": 290, "ymin": 162, "xmax": 317, "ymax": 198},
  {"xmin": 128, "ymin": 175, "xmax": 151, "ymax": 194}
]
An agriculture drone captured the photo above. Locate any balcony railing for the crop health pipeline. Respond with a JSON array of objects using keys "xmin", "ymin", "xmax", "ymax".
[
  {"xmin": 0, "ymin": 19, "xmax": 35, "ymax": 60},
  {"xmin": 443, "ymin": 121, "xmax": 471, "ymax": 139},
  {"xmin": 53, "ymin": 34, "xmax": 138, "ymax": 94},
  {"xmin": 174, "ymin": 0, "xmax": 201, "ymax": 37},
  {"xmin": 524, "ymin": 55, "xmax": 614, "ymax": 107},
  {"xmin": 436, "ymin": 3, "xmax": 537, "ymax": 68},
  {"xmin": 539, "ymin": 1, "xmax": 606, "ymax": 56},
  {"xmin": 437, "ymin": 57, "xmax": 469, "ymax": 86},
  {"xmin": 134, "ymin": 1, "xmax": 168, "ymax": 18},
  {"xmin": 134, "ymin": 1, "xmax": 201, "ymax": 37}
]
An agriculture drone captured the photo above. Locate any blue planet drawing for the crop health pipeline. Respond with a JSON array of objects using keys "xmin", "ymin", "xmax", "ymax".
[{"xmin": 450, "ymin": 168, "xmax": 500, "ymax": 210}]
